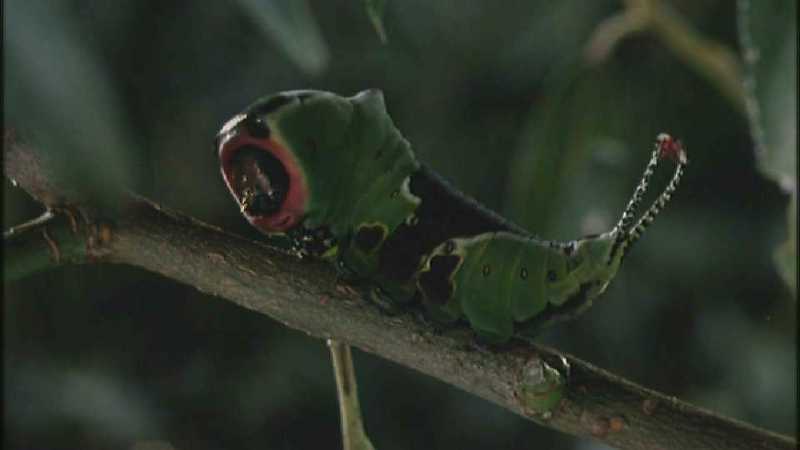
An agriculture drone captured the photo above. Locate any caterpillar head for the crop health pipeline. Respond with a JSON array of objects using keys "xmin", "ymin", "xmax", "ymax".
[
  {"xmin": 216, "ymin": 90, "xmax": 381, "ymax": 234},
  {"xmin": 545, "ymin": 134, "xmax": 688, "ymax": 306}
]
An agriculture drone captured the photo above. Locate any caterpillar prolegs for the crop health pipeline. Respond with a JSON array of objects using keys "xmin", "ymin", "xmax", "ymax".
[{"xmin": 216, "ymin": 90, "xmax": 687, "ymax": 342}]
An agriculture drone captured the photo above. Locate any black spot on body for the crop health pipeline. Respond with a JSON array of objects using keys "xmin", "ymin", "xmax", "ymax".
[
  {"xmin": 547, "ymin": 270, "xmax": 557, "ymax": 282},
  {"xmin": 287, "ymin": 226, "xmax": 336, "ymax": 257},
  {"xmin": 243, "ymin": 117, "xmax": 270, "ymax": 138},
  {"xmin": 251, "ymin": 95, "xmax": 294, "ymax": 116},
  {"xmin": 355, "ymin": 225, "xmax": 386, "ymax": 253},
  {"xmin": 482, "ymin": 265, "xmax": 491, "ymax": 277},
  {"xmin": 418, "ymin": 255, "xmax": 461, "ymax": 305},
  {"xmin": 520, "ymin": 267, "xmax": 528, "ymax": 279},
  {"xmin": 444, "ymin": 240, "xmax": 456, "ymax": 254}
]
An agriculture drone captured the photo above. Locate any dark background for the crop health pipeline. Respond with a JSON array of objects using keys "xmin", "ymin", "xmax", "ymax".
[{"xmin": 4, "ymin": 1, "xmax": 796, "ymax": 449}]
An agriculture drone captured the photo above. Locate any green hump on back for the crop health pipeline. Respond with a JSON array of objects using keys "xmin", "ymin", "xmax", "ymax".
[{"xmin": 268, "ymin": 90, "xmax": 421, "ymax": 276}]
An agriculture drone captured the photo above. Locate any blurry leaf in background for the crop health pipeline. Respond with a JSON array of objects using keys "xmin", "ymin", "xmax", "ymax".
[
  {"xmin": 361, "ymin": 0, "xmax": 388, "ymax": 43},
  {"xmin": 774, "ymin": 195, "xmax": 797, "ymax": 294},
  {"xmin": 4, "ymin": 0, "xmax": 143, "ymax": 213},
  {"xmin": 235, "ymin": 0, "xmax": 329, "ymax": 76},
  {"xmin": 505, "ymin": 65, "xmax": 589, "ymax": 236},
  {"xmin": 504, "ymin": 62, "xmax": 641, "ymax": 240},
  {"xmin": 737, "ymin": 0, "xmax": 797, "ymax": 296}
]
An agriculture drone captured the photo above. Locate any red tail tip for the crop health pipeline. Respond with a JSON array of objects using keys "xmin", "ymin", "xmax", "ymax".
[{"xmin": 656, "ymin": 133, "xmax": 687, "ymax": 164}]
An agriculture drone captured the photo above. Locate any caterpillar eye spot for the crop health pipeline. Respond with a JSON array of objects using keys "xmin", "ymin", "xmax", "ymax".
[
  {"xmin": 520, "ymin": 267, "xmax": 528, "ymax": 280},
  {"xmin": 251, "ymin": 94, "xmax": 294, "ymax": 115},
  {"xmin": 547, "ymin": 270, "xmax": 557, "ymax": 282},
  {"xmin": 482, "ymin": 265, "xmax": 491, "ymax": 277},
  {"xmin": 243, "ymin": 117, "xmax": 270, "ymax": 138}
]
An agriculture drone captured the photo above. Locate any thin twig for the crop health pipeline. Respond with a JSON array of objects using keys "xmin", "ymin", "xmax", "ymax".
[
  {"xmin": 3, "ymin": 209, "xmax": 55, "ymax": 239},
  {"xmin": 328, "ymin": 339, "xmax": 376, "ymax": 450}
]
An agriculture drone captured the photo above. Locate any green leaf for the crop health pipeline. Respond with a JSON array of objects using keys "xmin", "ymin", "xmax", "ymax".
[
  {"xmin": 774, "ymin": 193, "xmax": 797, "ymax": 294},
  {"xmin": 236, "ymin": 0, "xmax": 330, "ymax": 75},
  {"xmin": 4, "ymin": 0, "xmax": 142, "ymax": 213},
  {"xmin": 737, "ymin": 0, "xmax": 797, "ymax": 296},
  {"xmin": 505, "ymin": 63, "xmax": 640, "ymax": 240},
  {"xmin": 361, "ymin": 0, "xmax": 388, "ymax": 43}
]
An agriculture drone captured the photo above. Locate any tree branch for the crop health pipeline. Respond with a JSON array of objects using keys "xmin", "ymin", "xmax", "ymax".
[{"xmin": 4, "ymin": 134, "xmax": 795, "ymax": 450}]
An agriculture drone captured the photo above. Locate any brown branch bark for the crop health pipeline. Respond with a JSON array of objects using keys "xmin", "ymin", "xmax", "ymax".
[{"xmin": 4, "ymin": 133, "xmax": 795, "ymax": 450}]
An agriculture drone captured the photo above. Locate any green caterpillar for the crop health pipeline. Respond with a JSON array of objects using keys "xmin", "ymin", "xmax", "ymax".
[{"xmin": 216, "ymin": 89, "xmax": 687, "ymax": 342}]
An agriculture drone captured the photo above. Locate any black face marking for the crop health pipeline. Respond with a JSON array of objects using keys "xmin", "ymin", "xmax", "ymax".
[
  {"xmin": 418, "ymin": 255, "xmax": 461, "ymax": 305},
  {"xmin": 547, "ymin": 270, "xmax": 557, "ymax": 282},
  {"xmin": 520, "ymin": 267, "xmax": 528, "ymax": 280},
  {"xmin": 482, "ymin": 265, "xmax": 491, "ymax": 277},
  {"xmin": 355, "ymin": 225, "xmax": 386, "ymax": 253},
  {"xmin": 243, "ymin": 117, "xmax": 271, "ymax": 139},
  {"xmin": 231, "ymin": 145, "xmax": 289, "ymax": 216},
  {"xmin": 287, "ymin": 226, "xmax": 335, "ymax": 257},
  {"xmin": 251, "ymin": 95, "xmax": 293, "ymax": 116}
]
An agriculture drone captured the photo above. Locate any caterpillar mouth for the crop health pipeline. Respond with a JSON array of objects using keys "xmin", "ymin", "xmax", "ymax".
[{"xmin": 229, "ymin": 145, "xmax": 290, "ymax": 216}]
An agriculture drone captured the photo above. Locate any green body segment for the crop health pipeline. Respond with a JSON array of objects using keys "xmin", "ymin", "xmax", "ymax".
[
  {"xmin": 421, "ymin": 232, "xmax": 559, "ymax": 342},
  {"xmin": 268, "ymin": 90, "xmax": 420, "ymax": 275}
]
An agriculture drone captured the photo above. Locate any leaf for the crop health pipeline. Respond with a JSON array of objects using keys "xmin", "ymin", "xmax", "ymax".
[
  {"xmin": 504, "ymin": 62, "xmax": 638, "ymax": 240},
  {"xmin": 236, "ymin": 0, "xmax": 330, "ymax": 75},
  {"xmin": 737, "ymin": 0, "xmax": 797, "ymax": 295},
  {"xmin": 774, "ymin": 194, "xmax": 797, "ymax": 294},
  {"xmin": 4, "ymin": 0, "xmax": 141, "ymax": 212},
  {"xmin": 361, "ymin": 0, "xmax": 388, "ymax": 43}
]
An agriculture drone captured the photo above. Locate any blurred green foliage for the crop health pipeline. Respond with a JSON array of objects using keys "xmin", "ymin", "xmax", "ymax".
[
  {"xmin": 4, "ymin": 1, "xmax": 796, "ymax": 449},
  {"xmin": 738, "ymin": 0, "xmax": 797, "ymax": 294}
]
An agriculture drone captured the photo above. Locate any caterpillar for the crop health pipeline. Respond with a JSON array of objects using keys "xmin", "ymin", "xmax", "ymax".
[{"xmin": 216, "ymin": 89, "xmax": 687, "ymax": 343}]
